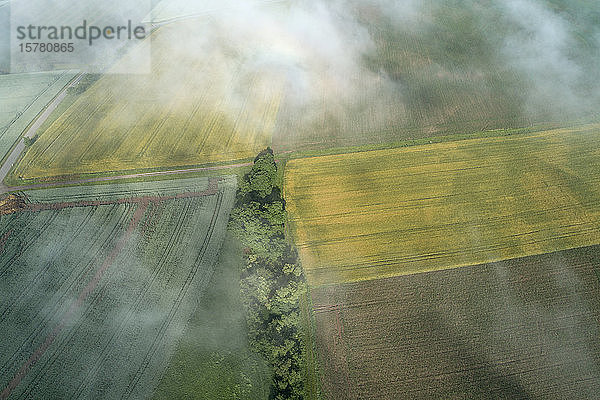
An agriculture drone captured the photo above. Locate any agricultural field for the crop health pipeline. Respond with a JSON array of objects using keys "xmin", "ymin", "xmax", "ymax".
[
  {"xmin": 153, "ymin": 233, "xmax": 272, "ymax": 400},
  {"xmin": 271, "ymin": 1, "xmax": 600, "ymax": 151},
  {"xmin": 12, "ymin": 0, "xmax": 600, "ymax": 179},
  {"xmin": 4, "ymin": 1, "xmax": 600, "ymax": 398},
  {"xmin": 143, "ymin": 0, "xmax": 284, "ymax": 23},
  {"xmin": 285, "ymin": 124, "xmax": 600, "ymax": 286},
  {"xmin": 0, "ymin": 176, "xmax": 236, "ymax": 399},
  {"xmin": 12, "ymin": 20, "xmax": 283, "ymax": 181},
  {"xmin": 309, "ymin": 245, "xmax": 600, "ymax": 399},
  {"xmin": 0, "ymin": 71, "xmax": 76, "ymax": 161}
]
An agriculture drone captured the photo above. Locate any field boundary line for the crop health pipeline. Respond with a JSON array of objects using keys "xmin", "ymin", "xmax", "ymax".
[
  {"xmin": 0, "ymin": 164, "xmax": 250, "ymax": 194},
  {"xmin": 0, "ymin": 72, "xmax": 84, "ymax": 188},
  {"xmin": 1, "ymin": 178, "xmax": 222, "ymax": 216}
]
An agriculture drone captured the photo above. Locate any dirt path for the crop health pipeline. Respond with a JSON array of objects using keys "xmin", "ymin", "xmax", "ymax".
[
  {"xmin": 0, "ymin": 73, "xmax": 84, "ymax": 191},
  {"xmin": 0, "ymin": 162, "xmax": 252, "ymax": 195}
]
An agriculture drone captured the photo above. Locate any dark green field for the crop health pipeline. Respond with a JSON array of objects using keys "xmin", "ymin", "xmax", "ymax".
[{"xmin": 153, "ymin": 233, "xmax": 272, "ymax": 400}]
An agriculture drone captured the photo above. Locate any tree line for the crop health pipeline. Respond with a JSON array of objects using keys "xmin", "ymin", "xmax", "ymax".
[{"xmin": 229, "ymin": 148, "xmax": 307, "ymax": 400}]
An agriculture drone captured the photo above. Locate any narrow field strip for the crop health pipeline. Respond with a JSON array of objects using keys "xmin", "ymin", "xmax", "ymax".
[
  {"xmin": 18, "ymin": 177, "xmax": 224, "ymax": 204},
  {"xmin": 20, "ymin": 178, "xmax": 219, "ymax": 213}
]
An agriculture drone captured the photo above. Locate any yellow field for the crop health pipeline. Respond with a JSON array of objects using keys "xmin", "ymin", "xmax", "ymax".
[
  {"xmin": 14, "ymin": 22, "xmax": 282, "ymax": 179},
  {"xmin": 285, "ymin": 124, "xmax": 600, "ymax": 286}
]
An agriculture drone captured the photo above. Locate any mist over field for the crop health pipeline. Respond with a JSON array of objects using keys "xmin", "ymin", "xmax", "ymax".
[
  {"xmin": 139, "ymin": 0, "xmax": 600, "ymax": 147},
  {"xmin": 2, "ymin": 1, "xmax": 600, "ymax": 398},
  {"xmin": 0, "ymin": 179, "xmax": 238, "ymax": 398},
  {"xmin": 6, "ymin": 0, "xmax": 600, "ymax": 174},
  {"xmin": 2, "ymin": 0, "xmax": 599, "ymax": 138},
  {"xmin": 165, "ymin": 0, "xmax": 594, "ymax": 98}
]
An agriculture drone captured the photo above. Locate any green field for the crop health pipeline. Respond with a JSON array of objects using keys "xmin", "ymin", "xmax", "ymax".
[
  {"xmin": 309, "ymin": 245, "xmax": 600, "ymax": 399},
  {"xmin": 285, "ymin": 124, "xmax": 600, "ymax": 286},
  {"xmin": 0, "ymin": 177, "xmax": 236, "ymax": 398},
  {"xmin": 153, "ymin": 233, "xmax": 272, "ymax": 400},
  {"xmin": 0, "ymin": 71, "xmax": 76, "ymax": 161},
  {"xmin": 13, "ymin": 21, "xmax": 282, "ymax": 180}
]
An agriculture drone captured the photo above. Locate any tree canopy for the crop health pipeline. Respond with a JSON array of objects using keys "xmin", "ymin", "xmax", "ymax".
[{"xmin": 229, "ymin": 148, "xmax": 308, "ymax": 400}]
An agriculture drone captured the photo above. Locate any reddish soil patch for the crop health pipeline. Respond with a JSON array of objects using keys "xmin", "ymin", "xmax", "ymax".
[{"xmin": 0, "ymin": 195, "xmax": 26, "ymax": 215}]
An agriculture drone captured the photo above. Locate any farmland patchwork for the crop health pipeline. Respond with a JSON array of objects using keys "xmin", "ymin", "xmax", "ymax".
[{"xmin": 285, "ymin": 125, "xmax": 600, "ymax": 398}]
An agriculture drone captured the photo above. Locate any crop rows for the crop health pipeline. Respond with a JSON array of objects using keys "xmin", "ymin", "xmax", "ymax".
[
  {"xmin": 13, "ymin": 21, "xmax": 283, "ymax": 180},
  {"xmin": 309, "ymin": 245, "xmax": 600, "ymax": 399},
  {"xmin": 0, "ymin": 177, "xmax": 236, "ymax": 399},
  {"xmin": 20, "ymin": 176, "xmax": 229, "ymax": 204},
  {"xmin": 272, "ymin": 5, "xmax": 525, "ymax": 151},
  {"xmin": 285, "ymin": 124, "xmax": 600, "ymax": 286},
  {"xmin": 0, "ymin": 71, "xmax": 76, "ymax": 161},
  {"xmin": 272, "ymin": 1, "xmax": 599, "ymax": 152}
]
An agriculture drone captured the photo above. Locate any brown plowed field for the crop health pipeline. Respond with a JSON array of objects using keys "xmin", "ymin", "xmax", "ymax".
[{"xmin": 310, "ymin": 245, "xmax": 600, "ymax": 399}]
